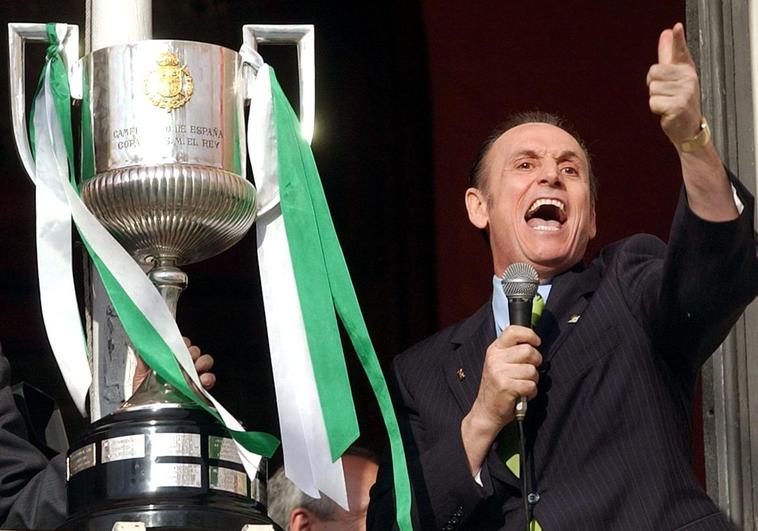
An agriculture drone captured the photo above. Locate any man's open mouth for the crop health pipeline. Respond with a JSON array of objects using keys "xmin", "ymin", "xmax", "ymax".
[{"xmin": 524, "ymin": 198, "xmax": 567, "ymax": 231}]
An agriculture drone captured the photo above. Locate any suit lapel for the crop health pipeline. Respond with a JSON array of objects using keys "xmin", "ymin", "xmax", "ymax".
[
  {"xmin": 536, "ymin": 262, "xmax": 602, "ymax": 362},
  {"xmin": 441, "ymin": 303, "xmax": 519, "ymax": 487},
  {"xmin": 442, "ymin": 303, "xmax": 494, "ymax": 417}
]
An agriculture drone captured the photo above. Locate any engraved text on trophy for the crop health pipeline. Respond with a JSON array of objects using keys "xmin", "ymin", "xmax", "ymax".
[{"xmin": 111, "ymin": 125, "xmax": 224, "ymax": 151}]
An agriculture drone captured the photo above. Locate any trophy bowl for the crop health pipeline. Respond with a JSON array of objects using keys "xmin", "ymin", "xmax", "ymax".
[
  {"xmin": 79, "ymin": 39, "xmax": 257, "ymax": 267},
  {"xmin": 82, "ymin": 163, "xmax": 256, "ymax": 267}
]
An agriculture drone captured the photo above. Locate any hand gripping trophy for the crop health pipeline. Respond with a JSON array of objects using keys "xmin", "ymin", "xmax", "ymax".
[{"xmin": 9, "ymin": 3, "xmax": 412, "ymax": 531}]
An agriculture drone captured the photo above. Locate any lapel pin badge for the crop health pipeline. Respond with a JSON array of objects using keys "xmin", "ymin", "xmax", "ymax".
[
  {"xmin": 568, "ymin": 314, "xmax": 581, "ymax": 324},
  {"xmin": 456, "ymin": 367, "xmax": 466, "ymax": 381}
]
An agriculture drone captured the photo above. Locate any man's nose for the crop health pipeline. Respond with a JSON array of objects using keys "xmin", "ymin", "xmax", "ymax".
[{"xmin": 539, "ymin": 163, "xmax": 562, "ymax": 186}]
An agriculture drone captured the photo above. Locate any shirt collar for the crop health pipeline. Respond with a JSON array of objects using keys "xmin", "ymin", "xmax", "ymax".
[{"xmin": 492, "ymin": 275, "xmax": 552, "ymax": 335}]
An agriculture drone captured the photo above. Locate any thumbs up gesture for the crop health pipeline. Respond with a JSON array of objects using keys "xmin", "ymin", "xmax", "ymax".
[{"xmin": 647, "ymin": 23, "xmax": 703, "ymax": 148}]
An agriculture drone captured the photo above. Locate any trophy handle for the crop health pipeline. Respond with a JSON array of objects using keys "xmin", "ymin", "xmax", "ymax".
[
  {"xmin": 242, "ymin": 24, "xmax": 315, "ymax": 144},
  {"xmin": 8, "ymin": 22, "xmax": 81, "ymax": 179}
]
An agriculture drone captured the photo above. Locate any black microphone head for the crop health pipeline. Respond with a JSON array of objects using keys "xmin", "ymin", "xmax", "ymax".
[{"xmin": 501, "ymin": 262, "xmax": 539, "ymax": 300}]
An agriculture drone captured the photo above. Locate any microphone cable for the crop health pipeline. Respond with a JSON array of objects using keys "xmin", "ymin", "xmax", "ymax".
[{"xmin": 517, "ymin": 414, "xmax": 533, "ymax": 531}]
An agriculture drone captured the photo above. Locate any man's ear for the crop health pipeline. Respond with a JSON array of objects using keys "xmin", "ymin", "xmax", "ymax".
[
  {"xmin": 589, "ymin": 205, "xmax": 597, "ymax": 240},
  {"xmin": 289, "ymin": 508, "xmax": 315, "ymax": 531},
  {"xmin": 465, "ymin": 187, "xmax": 489, "ymax": 230}
]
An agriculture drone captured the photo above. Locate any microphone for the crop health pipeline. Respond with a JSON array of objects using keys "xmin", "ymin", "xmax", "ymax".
[{"xmin": 501, "ymin": 262, "xmax": 539, "ymax": 420}]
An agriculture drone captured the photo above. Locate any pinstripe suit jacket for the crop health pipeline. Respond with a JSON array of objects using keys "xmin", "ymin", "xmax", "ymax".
[
  {"xmin": 0, "ymin": 347, "xmax": 67, "ymax": 529},
  {"xmin": 368, "ymin": 180, "xmax": 758, "ymax": 530}
]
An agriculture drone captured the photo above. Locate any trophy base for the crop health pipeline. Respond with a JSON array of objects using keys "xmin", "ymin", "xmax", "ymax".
[
  {"xmin": 62, "ymin": 502, "xmax": 280, "ymax": 531},
  {"xmin": 66, "ymin": 406, "xmax": 272, "ymax": 530}
]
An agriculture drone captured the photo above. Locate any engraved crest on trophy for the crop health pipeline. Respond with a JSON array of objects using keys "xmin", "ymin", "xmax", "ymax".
[{"xmin": 144, "ymin": 51, "xmax": 194, "ymax": 111}]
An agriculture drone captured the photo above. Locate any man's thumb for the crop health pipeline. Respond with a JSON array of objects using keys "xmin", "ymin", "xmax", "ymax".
[
  {"xmin": 658, "ymin": 28, "xmax": 674, "ymax": 65},
  {"xmin": 670, "ymin": 22, "xmax": 694, "ymax": 65}
]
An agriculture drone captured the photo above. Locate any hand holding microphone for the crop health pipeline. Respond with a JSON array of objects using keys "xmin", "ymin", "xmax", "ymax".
[
  {"xmin": 461, "ymin": 263, "xmax": 542, "ymax": 478},
  {"xmin": 501, "ymin": 263, "xmax": 540, "ymax": 420},
  {"xmin": 468, "ymin": 263, "xmax": 542, "ymax": 438}
]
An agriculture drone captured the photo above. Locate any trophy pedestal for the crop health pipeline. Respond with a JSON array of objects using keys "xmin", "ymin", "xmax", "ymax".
[
  {"xmin": 65, "ymin": 406, "xmax": 275, "ymax": 531},
  {"xmin": 64, "ymin": 505, "xmax": 277, "ymax": 531}
]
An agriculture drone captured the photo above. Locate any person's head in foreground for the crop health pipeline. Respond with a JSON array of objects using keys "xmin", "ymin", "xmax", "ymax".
[{"xmin": 268, "ymin": 447, "xmax": 379, "ymax": 531}]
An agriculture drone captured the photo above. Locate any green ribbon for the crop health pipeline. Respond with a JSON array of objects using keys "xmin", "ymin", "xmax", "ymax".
[
  {"xmin": 32, "ymin": 23, "xmax": 279, "ymax": 458},
  {"xmin": 532, "ymin": 293, "xmax": 544, "ymax": 327},
  {"xmin": 29, "ymin": 24, "xmax": 75, "ymax": 180},
  {"xmin": 271, "ymin": 70, "xmax": 413, "ymax": 530},
  {"xmin": 91, "ymin": 256, "xmax": 279, "ymax": 457}
]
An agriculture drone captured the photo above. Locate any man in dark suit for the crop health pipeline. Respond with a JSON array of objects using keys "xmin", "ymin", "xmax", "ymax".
[
  {"xmin": 368, "ymin": 23, "xmax": 758, "ymax": 530},
  {"xmin": 0, "ymin": 340, "xmax": 215, "ymax": 529},
  {"xmin": 0, "ymin": 347, "xmax": 67, "ymax": 529}
]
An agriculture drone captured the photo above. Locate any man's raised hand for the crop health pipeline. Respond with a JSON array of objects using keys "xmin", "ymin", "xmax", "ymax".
[
  {"xmin": 647, "ymin": 23, "xmax": 737, "ymax": 223},
  {"xmin": 647, "ymin": 22, "xmax": 703, "ymax": 148}
]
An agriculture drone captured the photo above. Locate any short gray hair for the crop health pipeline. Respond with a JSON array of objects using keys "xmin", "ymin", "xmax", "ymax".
[
  {"xmin": 266, "ymin": 447, "xmax": 379, "ymax": 529},
  {"xmin": 267, "ymin": 466, "xmax": 335, "ymax": 528},
  {"xmin": 469, "ymin": 111, "xmax": 597, "ymax": 205}
]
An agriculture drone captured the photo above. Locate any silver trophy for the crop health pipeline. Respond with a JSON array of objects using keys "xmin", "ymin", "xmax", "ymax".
[
  {"xmin": 9, "ymin": 21, "xmax": 314, "ymax": 531},
  {"xmin": 81, "ymin": 39, "xmax": 256, "ymax": 410}
]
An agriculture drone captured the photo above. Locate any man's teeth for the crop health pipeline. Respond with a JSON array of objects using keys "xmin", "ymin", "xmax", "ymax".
[
  {"xmin": 527, "ymin": 198, "xmax": 565, "ymax": 215},
  {"xmin": 532, "ymin": 224, "xmax": 560, "ymax": 231}
]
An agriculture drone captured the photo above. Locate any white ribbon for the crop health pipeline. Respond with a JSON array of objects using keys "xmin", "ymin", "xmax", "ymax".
[
  {"xmin": 31, "ymin": 37, "xmax": 91, "ymax": 415},
  {"xmin": 246, "ymin": 56, "xmax": 347, "ymax": 509},
  {"xmin": 32, "ymin": 46, "xmax": 262, "ymax": 478}
]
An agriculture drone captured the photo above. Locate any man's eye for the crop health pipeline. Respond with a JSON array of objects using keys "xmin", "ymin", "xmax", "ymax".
[
  {"xmin": 560, "ymin": 166, "xmax": 578, "ymax": 175},
  {"xmin": 518, "ymin": 161, "xmax": 533, "ymax": 170}
]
